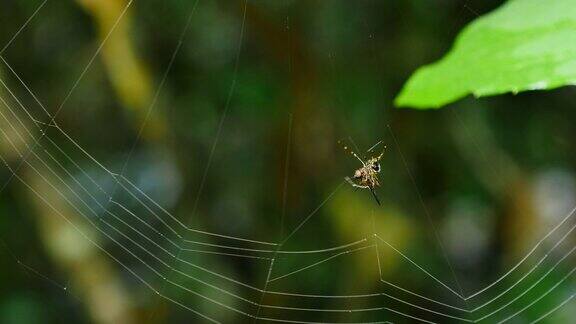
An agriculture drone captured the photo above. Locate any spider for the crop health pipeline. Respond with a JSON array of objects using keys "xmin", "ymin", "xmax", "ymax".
[{"xmin": 339, "ymin": 140, "xmax": 386, "ymax": 206}]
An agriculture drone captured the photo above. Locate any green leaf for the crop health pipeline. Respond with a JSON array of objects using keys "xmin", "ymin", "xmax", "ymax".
[{"xmin": 395, "ymin": 0, "xmax": 576, "ymax": 109}]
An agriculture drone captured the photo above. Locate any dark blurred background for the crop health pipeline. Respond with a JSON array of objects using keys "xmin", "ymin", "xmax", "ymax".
[{"xmin": 1, "ymin": 0, "xmax": 576, "ymax": 323}]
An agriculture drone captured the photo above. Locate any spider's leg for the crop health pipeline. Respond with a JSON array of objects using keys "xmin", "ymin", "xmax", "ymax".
[
  {"xmin": 351, "ymin": 151, "xmax": 366, "ymax": 166},
  {"xmin": 375, "ymin": 145, "xmax": 387, "ymax": 161},
  {"xmin": 370, "ymin": 188, "xmax": 381, "ymax": 206},
  {"xmin": 345, "ymin": 177, "xmax": 370, "ymax": 189},
  {"xmin": 367, "ymin": 140, "xmax": 383, "ymax": 153},
  {"xmin": 339, "ymin": 140, "xmax": 366, "ymax": 166},
  {"xmin": 344, "ymin": 177, "xmax": 355, "ymax": 186},
  {"xmin": 345, "ymin": 176, "xmax": 356, "ymax": 186}
]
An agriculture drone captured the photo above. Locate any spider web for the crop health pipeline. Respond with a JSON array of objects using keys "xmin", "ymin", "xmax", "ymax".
[{"xmin": 0, "ymin": 1, "xmax": 575, "ymax": 323}]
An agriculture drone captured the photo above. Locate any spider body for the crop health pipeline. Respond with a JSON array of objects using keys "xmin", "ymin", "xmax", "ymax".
[
  {"xmin": 351, "ymin": 158, "xmax": 381, "ymax": 188},
  {"xmin": 340, "ymin": 140, "xmax": 385, "ymax": 205}
]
